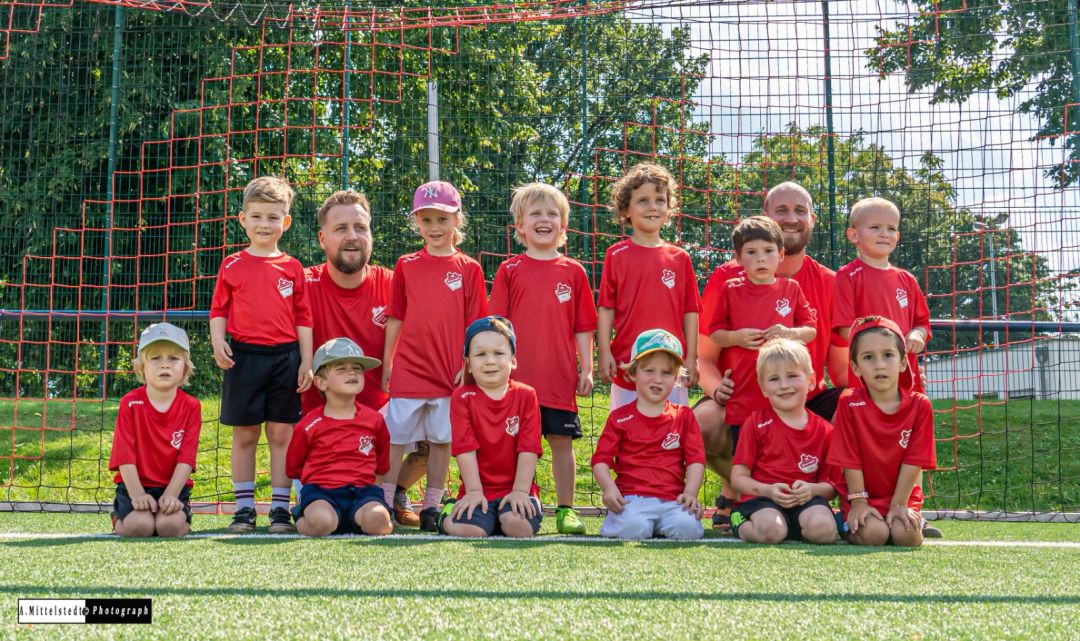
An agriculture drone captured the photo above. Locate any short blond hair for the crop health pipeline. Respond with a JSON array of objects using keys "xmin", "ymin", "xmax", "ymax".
[
  {"xmin": 317, "ymin": 189, "xmax": 370, "ymax": 227},
  {"xmin": 510, "ymin": 183, "xmax": 570, "ymax": 248},
  {"xmin": 242, "ymin": 176, "xmax": 295, "ymax": 213},
  {"xmin": 609, "ymin": 162, "xmax": 678, "ymax": 226},
  {"xmin": 134, "ymin": 342, "xmax": 194, "ymax": 387},
  {"xmin": 755, "ymin": 338, "xmax": 813, "ymax": 383},
  {"xmin": 848, "ymin": 197, "xmax": 900, "ymax": 228}
]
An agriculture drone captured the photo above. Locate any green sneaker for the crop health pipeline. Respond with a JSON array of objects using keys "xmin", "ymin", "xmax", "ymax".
[
  {"xmin": 729, "ymin": 509, "xmax": 747, "ymax": 539},
  {"xmin": 436, "ymin": 499, "xmax": 456, "ymax": 534},
  {"xmin": 555, "ymin": 506, "xmax": 586, "ymax": 535}
]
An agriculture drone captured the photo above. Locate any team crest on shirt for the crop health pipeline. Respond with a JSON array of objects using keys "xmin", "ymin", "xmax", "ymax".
[
  {"xmin": 445, "ymin": 271, "xmax": 463, "ymax": 291},
  {"xmin": 170, "ymin": 429, "xmax": 184, "ymax": 450},
  {"xmin": 358, "ymin": 435, "xmax": 374, "ymax": 455},
  {"xmin": 371, "ymin": 305, "xmax": 387, "ymax": 328},
  {"xmin": 277, "ymin": 277, "xmax": 294, "ymax": 299},
  {"xmin": 775, "ymin": 298, "xmax": 792, "ymax": 317},
  {"xmin": 661, "ymin": 269, "xmax": 676, "ymax": 289},
  {"xmin": 505, "ymin": 416, "xmax": 520, "ymax": 437},
  {"xmin": 661, "ymin": 433, "xmax": 680, "ymax": 450},
  {"xmin": 798, "ymin": 453, "xmax": 819, "ymax": 473},
  {"xmin": 555, "ymin": 282, "xmax": 572, "ymax": 303},
  {"xmin": 899, "ymin": 429, "xmax": 912, "ymax": 449},
  {"xmin": 896, "ymin": 288, "xmax": 909, "ymax": 308}
]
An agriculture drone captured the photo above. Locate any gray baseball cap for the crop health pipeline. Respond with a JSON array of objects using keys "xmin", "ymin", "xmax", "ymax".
[
  {"xmin": 137, "ymin": 322, "xmax": 191, "ymax": 353},
  {"xmin": 313, "ymin": 337, "xmax": 381, "ymax": 374}
]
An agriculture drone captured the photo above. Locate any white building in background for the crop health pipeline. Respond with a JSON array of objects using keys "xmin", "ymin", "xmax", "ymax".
[{"xmin": 923, "ymin": 336, "xmax": 1080, "ymax": 401}]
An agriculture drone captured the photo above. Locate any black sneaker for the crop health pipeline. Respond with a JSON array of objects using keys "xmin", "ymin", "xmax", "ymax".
[
  {"xmin": 228, "ymin": 506, "xmax": 257, "ymax": 533},
  {"xmin": 419, "ymin": 507, "xmax": 440, "ymax": 532},
  {"xmin": 923, "ymin": 523, "xmax": 943, "ymax": 538},
  {"xmin": 711, "ymin": 495, "xmax": 734, "ymax": 534},
  {"xmin": 268, "ymin": 507, "xmax": 296, "ymax": 534}
]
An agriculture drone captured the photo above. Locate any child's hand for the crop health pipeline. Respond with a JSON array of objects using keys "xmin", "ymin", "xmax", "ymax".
[
  {"xmin": 453, "ymin": 365, "xmax": 465, "ymax": 387},
  {"xmin": 381, "ymin": 365, "xmax": 392, "ymax": 393},
  {"xmin": 682, "ymin": 362, "xmax": 699, "ymax": 389},
  {"xmin": 906, "ymin": 330, "xmax": 926, "ymax": 355},
  {"xmin": 498, "ymin": 490, "xmax": 537, "ymax": 520},
  {"xmin": 158, "ymin": 493, "xmax": 183, "ymax": 515},
  {"xmin": 847, "ymin": 501, "xmax": 881, "ymax": 533},
  {"xmin": 765, "ymin": 483, "xmax": 799, "ymax": 508},
  {"xmin": 601, "ymin": 487, "xmax": 628, "ymax": 514},
  {"xmin": 789, "ymin": 480, "xmax": 813, "ymax": 505},
  {"xmin": 576, "ymin": 370, "xmax": 594, "ymax": 397},
  {"xmin": 296, "ymin": 361, "xmax": 313, "ymax": 393},
  {"xmin": 676, "ymin": 493, "xmax": 703, "ymax": 518},
  {"xmin": 598, "ymin": 352, "xmax": 618, "ymax": 384},
  {"xmin": 212, "ymin": 340, "xmax": 235, "ymax": 370},
  {"xmin": 886, "ymin": 504, "xmax": 922, "ymax": 532},
  {"xmin": 733, "ymin": 328, "xmax": 765, "ymax": 350},
  {"xmin": 131, "ymin": 492, "xmax": 158, "ymax": 513},
  {"xmin": 762, "ymin": 324, "xmax": 790, "ymax": 341},
  {"xmin": 712, "ymin": 369, "xmax": 735, "ymax": 406},
  {"xmin": 452, "ymin": 492, "xmax": 487, "ymax": 521}
]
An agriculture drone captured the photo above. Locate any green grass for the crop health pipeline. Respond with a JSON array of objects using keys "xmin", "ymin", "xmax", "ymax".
[
  {"xmin": 2, "ymin": 396, "xmax": 1078, "ymax": 513},
  {"xmin": 0, "ymin": 514, "xmax": 1078, "ymax": 640}
]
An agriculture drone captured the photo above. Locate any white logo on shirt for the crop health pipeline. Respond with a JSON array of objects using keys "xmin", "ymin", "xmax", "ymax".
[
  {"xmin": 896, "ymin": 288, "xmax": 909, "ymax": 308},
  {"xmin": 611, "ymin": 245, "xmax": 629, "ymax": 256},
  {"xmin": 127, "ymin": 400, "xmax": 144, "ymax": 408},
  {"xmin": 899, "ymin": 429, "xmax": 912, "ymax": 449},
  {"xmin": 798, "ymin": 453, "xmax": 819, "ymax": 473},
  {"xmin": 358, "ymin": 435, "xmax": 374, "ymax": 455},
  {"xmin": 305, "ymin": 417, "xmax": 323, "ymax": 432},
  {"xmin": 277, "ymin": 277, "xmax": 294, "ymax": 298},
  {"xmin": 661, "ymin": 269, "xmax": 676, "ymax": 289},
  {"xmin": 445, "ymin": 271, "xmax": 463, "ymax": 291},
  {"xmin": 848, "ymin": 401, "xmax": 866, "ymax": 408},
  {"xmin": 371, "ymin": 306, "xmax": 387, "ymax": 328},
  {"xmin": 505, "ymin": 416, "xmax": 520, "ymax": 437},
  {"xmin": 170, "ymin": 429, "xmax": 184, "ymax": 450},
  {"xmin": 506, "ymin": 259, "xmax": 522, "ymax": 270},
  {"xmin": 460, "ymin": 391, "xmax": 476, "ymax": 399},
  {"xmin": 224, "ymin": 256, "xmax": 243, "ymax": 270},
  {"xmin": 616, "ymin": 414, "xmax": 635, "ymax": 423},
  {"xmin": 401, "ymin": 255, "xmax": 420, "ymax": 263},
  {"xmin": 555, "ymin": 282, "xmax": 572, "ymax": 303},
  {"xmin": 726, "ymin": 279, "xmax": 745, "ymax": 289},
  {"xmin": 849, "ymin": 266, "xmax": 862, "ymax": 277},
  {"xmin": 757, "ymin": 418, "xmax": 773, "ymax": 429},
  {"xmin": 775, "ymin": 298, "xmax": 792, "ymax": 318},
  {"xmin": 661, "ymin": 432, "xmax": 680, "ymax": 450}
]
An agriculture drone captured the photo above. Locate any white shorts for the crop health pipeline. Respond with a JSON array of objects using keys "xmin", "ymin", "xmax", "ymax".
[
  {"xmin": 601, "ymin": 495, "xmax": 704, "ymax": 540},
  {"xmin": 609, "ymin": 383, "xmax": 689, "ymax": 411},
  {"xmin": 385, "ymin": 397, "xmax": 452, "ymax": 445}
]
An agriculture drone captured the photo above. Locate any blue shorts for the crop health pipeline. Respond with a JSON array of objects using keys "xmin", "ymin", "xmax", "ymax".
[
  {"xmin": 439, "ymin": 496, "xmax": 543, "ymax": 536},
  {"xmin": 295, "ymin": 483, "xmax": 388, "ymax": 535}
]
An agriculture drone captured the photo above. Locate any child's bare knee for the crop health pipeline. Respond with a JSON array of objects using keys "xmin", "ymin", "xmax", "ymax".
[
  {"xmin": 499, "ymin": 514, "xmax": 535, "ymax": 539},
  {"xmin": 264, "ymin": 422, "xmax": 293, "ymax": 447},
  {"xmin": 116, "ymin": 512, "xmax": 155, "ymax": 538},
  {"xmin": 890, "ymin": 523, "xmax": 923, "ymax": 547},
  {"xmin": 444, "ymin": 521, "xmax": 487, "ymax": 538},
  {"xmin": 800, "ymin": 511, "xmax": 838, "ymax": 544},
  {"xmin": 546, "ymin": 435, "xmax": 572, "ymax": 452},
  {"xmin": 849, "ymin": 520, "xmax": 889, "ymax": 546},
  {"xmin": 155, "ymin": 514, "xmax": 190, "ymax": 538},
  {"xmin": 358, "ymin": 504, "xmax": 393, "ymax": 536},
  {"xmin": 298, "ymin": 504, "xmax": 337, "ymax": 537},
  {"xmin": 232, "ymin": 426, "xmax": 262, "ymax": 448}
]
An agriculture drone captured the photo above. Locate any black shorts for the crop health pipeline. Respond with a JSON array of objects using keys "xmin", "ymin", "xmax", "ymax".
[
  {"xmin": 295, "ymin": 483, "xmax": 389, "ymax": 535},
  {"xmin": 540, "ymin": 406, "xmax": 583, "ymax": 439},
  {"xmin": 220, "ymin": 341, "xmax": 302, "ymax": 426},
  {"xmin": 806, "ymin": 387, "xmax": 845, "ymax": 422},
  {"xmin": 113, "ymin": 482, "xmax": 192, "ymax": 525},
  {"xmin": 728, "ymin": 424, "xmax": 741, "ymax": 456},
  {"xmin": 440, "ymin": 496, "xmax": 543, "ymax": 536},
  {"xmin": 735, "ymin": 495, "xmax": 833, "ymax": 541}
]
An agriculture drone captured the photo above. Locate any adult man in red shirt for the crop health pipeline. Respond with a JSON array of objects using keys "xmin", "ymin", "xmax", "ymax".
[{"xmin": 303, "ymin": 189, "xmax": 427, "ymax": 527}]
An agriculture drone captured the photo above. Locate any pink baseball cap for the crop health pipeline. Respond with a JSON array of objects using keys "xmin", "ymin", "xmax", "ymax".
[{"xmin": 411, "ymin": 181, "xmax": 462, "ymax": 216}]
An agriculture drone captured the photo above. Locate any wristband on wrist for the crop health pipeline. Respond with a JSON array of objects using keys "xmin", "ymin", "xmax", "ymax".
[{"xmin": 847, "ymin": 491, "xmax": 869, "ymax": 501}]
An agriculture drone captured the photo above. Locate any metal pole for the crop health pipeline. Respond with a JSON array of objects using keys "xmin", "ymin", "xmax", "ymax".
[
  {"xmin": 101, "ymin": 6, "xmax": 125, "ymax": 397},
  {"xmin": 427, "ymin": 80, "xmax": 440, "ymax": 181},
  {"xmin": 579, "ymin": 12, "xmax": 591, "ymax": 277},
  {"xmin": 341, "ymin": 1, "xmax": 352, "ymax": 190},
  {"xmin": 821, "ymin": 0, "xmax": 838, "ymax": 268}
]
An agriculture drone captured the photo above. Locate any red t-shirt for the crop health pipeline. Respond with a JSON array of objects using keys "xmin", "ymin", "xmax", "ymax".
[
  {"xmin": 302, "ymin": 263, "xmax": 392, "ymax": 413},
  {"xmin": 209, "ymin": 251, "xmax": 313, "ymax": 345},
  {"xmin": 488, "ymin": 254, "xmax": 598, "ymax": 412},
  {"xmin": 590, "ymin": 402, "xmax": 706, "ymax": 502},
  {"xmin": 701, "ymin": 256, "xmax": 837, "ymax": 398},
  {"xmin": 386, "ymin": 249, "xmax": 488, "ymax": 398},
  {"xmin": 706, "ymin": 277, "xmax": 814, "ymax": 426},
  {"xmin": 109, "ymin": 387, "xmax": 202, "ymax": 488},
  {"xmin": 285, "ymin": 402, "xmax": 390, "ymax": 488},
  {"xmin": 598, "ymin": 240, "xmax": 701, "ymax": 390},
  {"xmin": 833, "ymin": 257, "xmax": 932, "ymax": 392},
  {"xmin": 450, "ymin": 380, "xmax": 543, "ymax": 501},
  {"xmin": 733, "ymin": 406, "xmax": 838, "ymax": 504},
  {"xmin": 827, "ymin": 387, "xmax": 937, "ymax": 517}
]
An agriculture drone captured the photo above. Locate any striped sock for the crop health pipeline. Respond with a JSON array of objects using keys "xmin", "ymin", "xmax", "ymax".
[
  {"xmin": 271, "ymin": 486, "xmax": 291, "ymax": 511},
  {"xmin": 382, "ymin": 483, "xmax": 397, "ymax": 507},
  {"xmin": 421, "ymin": 487, "xmax": 445, "ymax": 512},
  {"xmin": 233, "ymin": 481, "xmax": 255, "ymax": 511}
]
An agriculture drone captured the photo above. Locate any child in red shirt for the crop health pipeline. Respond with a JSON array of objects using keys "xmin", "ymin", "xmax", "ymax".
[
  {"xmin": 597, "ymin": 162, "xmax": 701, "ymax": 410},
  {"xmin": 592, "ymin": 329, "xmax": 706, "ymax": 540},
  {"xmin": 828, "ymin": 316, "xmax": 937, "ymax": 547},
  {"xmin": 832, "ymin": 197, "xmax": 931, "ymax": 392},
  {"xmin": 381, "ymin": 180, "xmax": 488, "ymax": 531},
  {"xmin": 209, "ymin": 176, "xmax": 314, "ymax": 534},
  {"xmin": 109, "ymin": 323, "xmax": 202, "ymax": 538},
  {"xmin": 286, "ymin": 338, "xmax": 393, "ymax": 537},
  {"xmin": 488, "ymin": 182, "xmax": 597, "ymax": 535},
  {"xmin": 439, "ymin": 316, "xmax": 544, "ymax": 538},
  {"xmin": 730, "ymin": 338, "xmax": 838, "ymax": 544}
]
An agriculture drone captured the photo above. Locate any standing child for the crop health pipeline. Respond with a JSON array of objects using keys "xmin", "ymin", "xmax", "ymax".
[
  {"xmin": 592, "ymin": 329, "xmax": 706, "ymax": 540},
  {"xmin": 828, "ymin": 316, "xmax": 937, "ymax": 547},
  {"xmin": 439, "ymin": 317, "xmax": 543, "ymax": 538},
  {"xmin": 210, "ymin": 176, "xmax": 313, "ymax": 534},
  {"xmin": 832, "ymin": 197, "xmax": 931, "ymax": 392},
  {"xmin": 109, "ymin": 323, "xmax": 201, "ymax": 538},
  {"xmin": 286, "ymin": 338, "xmax": 393, "ymax": 537},
  {"xmin": 729, "ymin": 338, "xmax": 838, "ymax": 544},
  {"xmin": 597, "ymin": 162, "xmax": 701, "ymax": 410},
  {"xmin": 382, "ymin": 180, "xmax": 487, "ymax": 531},
  {"xmin": 488, "ymin": 183, "xmax": 597, "ymax": 534}
]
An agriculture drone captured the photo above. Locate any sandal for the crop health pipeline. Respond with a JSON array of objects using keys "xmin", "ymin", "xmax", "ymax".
[{"xmin": 711, "ymin": 495, "xmax": 734, "ymax": 534}]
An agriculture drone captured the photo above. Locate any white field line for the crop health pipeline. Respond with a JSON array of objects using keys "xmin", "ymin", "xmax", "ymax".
[{"xmin": 0, "ymin": 532, "xmax": 1077, "ymax": 548}]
